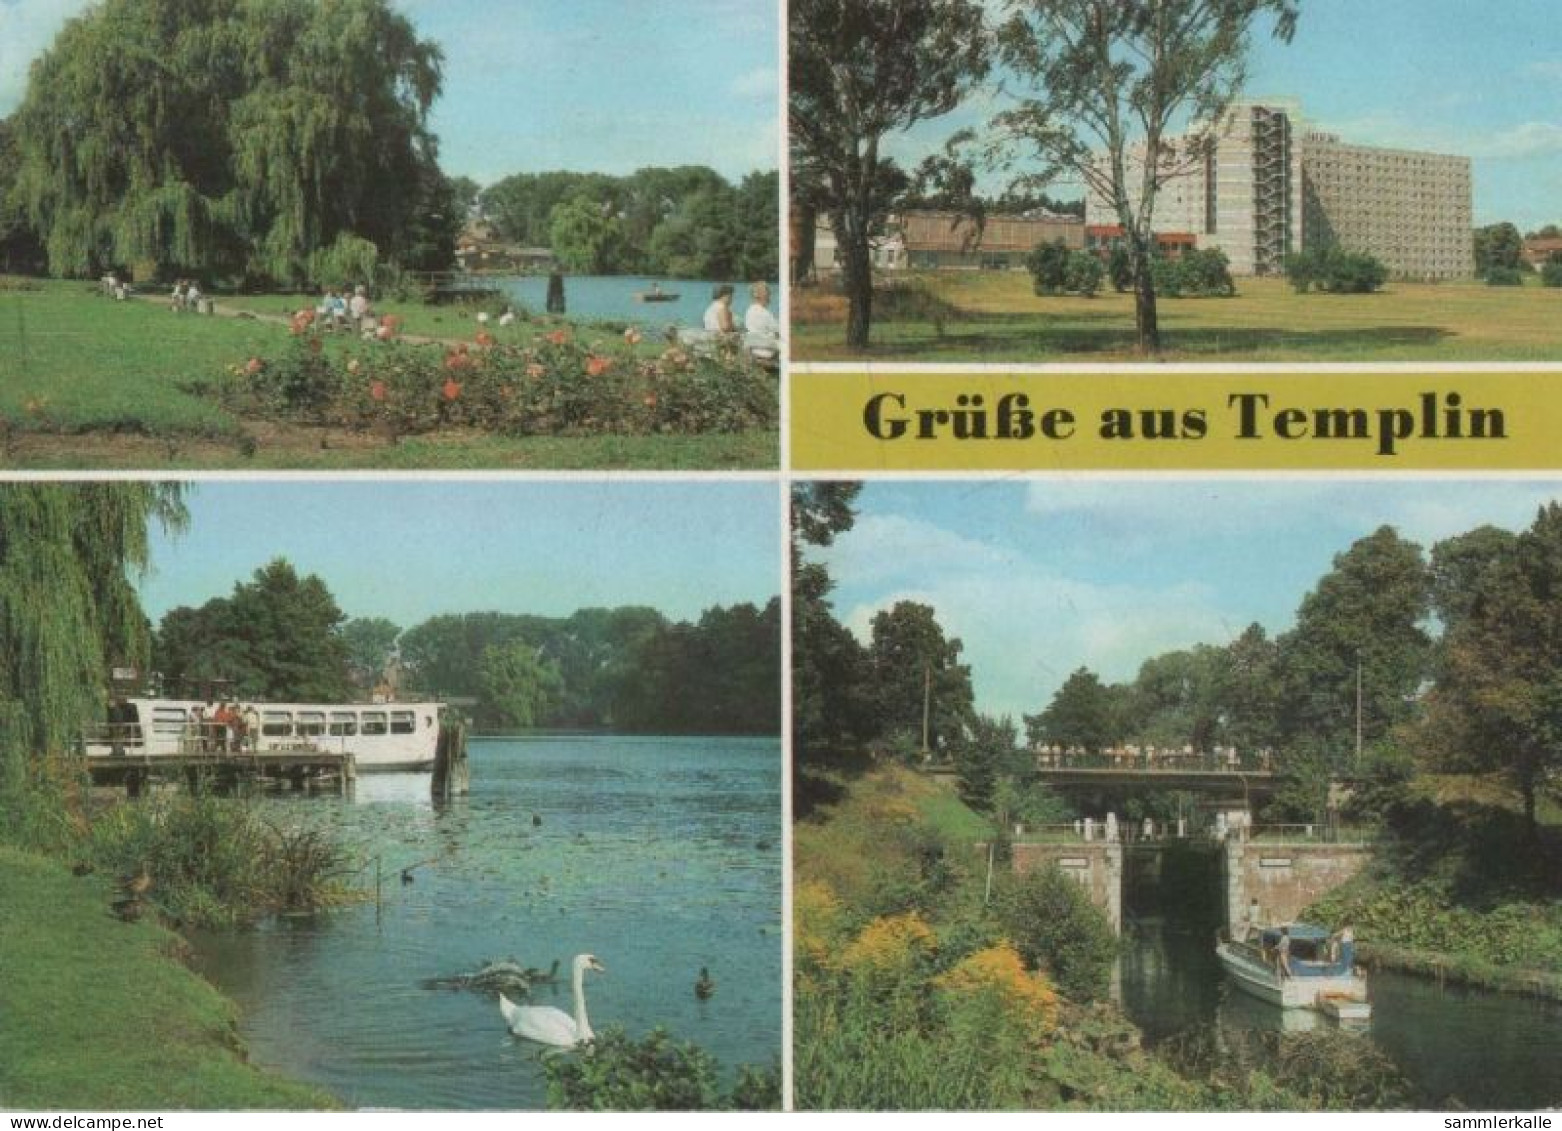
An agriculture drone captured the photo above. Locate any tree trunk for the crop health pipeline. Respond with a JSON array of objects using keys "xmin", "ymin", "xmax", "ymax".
[
  {"xmin": 1133, "ymin": 253, "xmax": 1161, "ymax": 355},
  {"xmin": 842, "ymin": 235, "xmax": 874, "ymax": 351}
]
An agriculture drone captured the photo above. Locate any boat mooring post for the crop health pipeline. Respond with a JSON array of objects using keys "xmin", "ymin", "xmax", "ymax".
[{"xmin": 431, "ymin": 721, "xmax": 470, "ymax": 803}]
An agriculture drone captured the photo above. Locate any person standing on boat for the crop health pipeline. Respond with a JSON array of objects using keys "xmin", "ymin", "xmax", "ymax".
[{"xmin": 1276, "ymin": 926, "xmax": 1293, "ymax": 979}]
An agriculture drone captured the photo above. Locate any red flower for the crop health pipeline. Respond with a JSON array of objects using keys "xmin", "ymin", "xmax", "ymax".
[
  {"xmin": 445, "ymin": 350, "xmax": 473, "ymax": 371},
  {"xmin": 546, "ymin": 329, "xmax": 570, "ymax": 346},
  {"xmin": 442, "ymin": 378, "xmax": 462, "ymax": 402},
  {"xmin": 476, "ymin": 331, "xmax": 495, "ymax": 348},
  {"xmin": 245, "ymin": 357, "xmax": 264, "ymax": 376},
  {"xmin": 585, "ymin": 355, "xmax": 612, "ymax": 378},
  {"xmin": 370, "ymin": 380, "xmax": 388, "ymax": 402}
]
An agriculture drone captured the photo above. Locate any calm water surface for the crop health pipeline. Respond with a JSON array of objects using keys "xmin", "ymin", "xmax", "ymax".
[
  {"xmin": 1120, "ymin": 919, "xmax": 1562, "ymax": 1108},
  {"xmin": 475, "ymin": 276, "xmax": 776, "ymax": 329},
  {"xmin": 190, "ymin": 736, "xmax": 781, "ymax": 1111}
]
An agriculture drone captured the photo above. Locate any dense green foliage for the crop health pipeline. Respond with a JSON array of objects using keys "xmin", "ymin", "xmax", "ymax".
[
  {"xmin": 1283, "ymin": 247, "xmax": 1389, "ymax": 294},
  {"xmin": 7, "ymin": 0, "xmax": 455, "ymax": 286},
  {"xmin": 1542, "ymin": 253, "xmax": 1562, "ymax": 289},
  {"xmin": 154, "ymin": 559, "xmax": 353, "ymax": 701},
  {"xmin": 398, "ymin": 602, "xmax": 780, "ymax": 734},
  {"xmin": 480, "ymin": 167, "xmax": 778, "ymax": 282},
  {"xmin": 0, "ymin": 484, "xmax": 185, "ymax": 809},
  {"xmin": 1151, "ymin": 249, "xmax": 1237, "ymax": 298},
  {"xmin": 542, "ymin": 1028, "xmax": 780, "ymax": 1111},
  {"xmin": 991, "ymin": 865, "xmax": 1119, "ymax": 1001},
  {"xmin": 1473, "ymin": 221, "xmax": 1525, "ymax": 280},
  {"xmin": 1028, "ymin": 242, "xmax": 1104, "ymax": 297}
]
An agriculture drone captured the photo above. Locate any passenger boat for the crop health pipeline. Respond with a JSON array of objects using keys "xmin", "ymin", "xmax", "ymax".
[
  {"xmin": 1216, "ymin": 922, "xmax": 1369, "ymax": 1015},
  {"xmin": 86, "ymin": 697, "xmax": 445, "ymax": 773}
]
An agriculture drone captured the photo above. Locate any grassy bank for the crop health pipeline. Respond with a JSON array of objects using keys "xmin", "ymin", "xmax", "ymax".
[
  {"xmin": 1306, "ymin": 773, "xmax": 1562, "ymax": 999},
  {"xmin": 0, "ymin": 279, "xmax": 776, "ymax": 469},
  {"xmin": 0, "ymin": 845, "xmax": 336, "ymax": 1110},
  {"xmin": 792, "ymin": 274, "xmax": 1562, "ymax": 362}
]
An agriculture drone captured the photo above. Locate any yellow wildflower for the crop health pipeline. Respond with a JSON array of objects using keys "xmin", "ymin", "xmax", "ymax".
[
  {"xmin": 934, "ymin": 942, "xmax": 1059, "ymax": 1036},
  {"xmin": 839, "ymin": 911, "xmax": 937, "ymax": 977}
]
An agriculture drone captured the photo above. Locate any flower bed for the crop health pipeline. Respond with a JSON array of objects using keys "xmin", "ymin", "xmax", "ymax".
[{"xmin": 215, "ymin": 321, "xmax": 777, "ymax": 438}]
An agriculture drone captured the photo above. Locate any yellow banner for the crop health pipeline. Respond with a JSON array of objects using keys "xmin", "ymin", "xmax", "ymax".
[{"xmin": 790, "ymin": 368, "xmax": 1562, "ymax": 471}]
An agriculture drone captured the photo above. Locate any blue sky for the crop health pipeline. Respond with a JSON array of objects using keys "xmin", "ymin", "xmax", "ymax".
[
  {"xmin": 888, "ymin": 0, "xmax": 1562, "ymax": 229},
  {"xmin": 138, "ymin": 481, "xmax": 781, "ymax": 630},
  {"xmin": 813, "ymin": 479, "xmax": 1562, "ymax": 721},
  {"xmin": 0, "ymin": 0, "xmax": 779, "ymax": 184}
]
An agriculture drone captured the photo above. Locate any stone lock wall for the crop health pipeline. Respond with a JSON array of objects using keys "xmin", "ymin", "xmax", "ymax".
[
  {"xmin": 1222, "ymin": 839, "xmax": 1372, "ymax": 932},
  {"xmin": 1011, "ymin": 841, "xmax": 1124, "ymax": 934}
]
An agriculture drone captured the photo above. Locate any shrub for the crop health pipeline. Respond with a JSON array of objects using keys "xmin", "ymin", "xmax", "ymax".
[
  {"xmin": 1485, "ymin": 265, "xmax": 1525, "ymax": 287},
  {"xmin": 1541, "ymin": 253, "xmax": 1562, "ymax": 288},
  {"xmin": 992, "ymin": 864, "xmax": 1119, "ymax": 1002},
  {"xmin": 542, "ymin": 1028, "xmax": 779, "ymax": 1111},
  {"xmin": 1027, "ymin": 240, "xmax": 1073, "ymax": 295},
  {"xmin": 1064, "ymin": 251, "xmax": 1104, "ymax": 298},
  {"xmin": 87, "ymin": 794, "xmax": 354, "ymax": 926},
  {"xmin": 215, "ymin": 327, "xmax": 777, "ymax": 439},
  {"xmin": 1107, "ymin": 246, "xmax": 1134, "ymax": 293},
  {"xmin": 1284, "ymin": 247, "xmax": 1388, "ymax": 294}
]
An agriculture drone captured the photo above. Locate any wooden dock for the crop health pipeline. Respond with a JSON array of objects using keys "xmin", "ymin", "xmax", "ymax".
[{"xmin": 86, "ymin": 745, "xmax": 357, "ymax": 796}]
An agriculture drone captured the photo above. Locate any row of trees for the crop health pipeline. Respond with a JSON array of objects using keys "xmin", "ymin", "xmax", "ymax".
[
  {"xmin": 795, "ymin": 484, "xmax": 1562, "ymax": 835},
  {"xmin": 478, "ymin": 167, "xmax": 780, "ymax": 281},
  {"xmin": 791, "ymin": 0, "xmax": 1299, "ymax": 353},
  {"xmin": 153, "ymin": 574, "xmax": 781, "ymax": 735}
]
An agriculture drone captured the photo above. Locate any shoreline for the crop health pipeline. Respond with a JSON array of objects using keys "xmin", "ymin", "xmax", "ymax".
[
  {"xmin": 0, "ymin": 846, "xmax": 337, "ymax": 1111},
  {"xmin": 1358, "ymin": 940, "xmax": 1562, "ymax": 1003}
]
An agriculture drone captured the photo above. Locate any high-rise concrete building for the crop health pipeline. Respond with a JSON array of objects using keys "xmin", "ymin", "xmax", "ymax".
[{"xmin": 1085, "ymin": 100, "xmax": 1474, "ymax": 280}]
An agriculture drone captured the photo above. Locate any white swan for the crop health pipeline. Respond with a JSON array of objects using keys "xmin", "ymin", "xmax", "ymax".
[{"xmin": 499, "ymin": 953, "xmax": 605, "ymax": 1048}]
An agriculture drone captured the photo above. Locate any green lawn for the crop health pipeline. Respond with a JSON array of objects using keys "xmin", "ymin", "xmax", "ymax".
[
  {"xmin": 0, "ymin": 846, "xmax": 336, "ymax": 1110},
  {"xmin": 0, "ymin": 279, "xmax": 777, "ymax": 469},
  {"xmin": 792, "ymin": 273, "xmax": 1562, "ymax": 362}
]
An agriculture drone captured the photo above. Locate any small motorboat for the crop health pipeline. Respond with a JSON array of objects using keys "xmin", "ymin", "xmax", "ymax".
[
  {"xmin": 1216, "ymin": 922, "xmax": 1368, "ymax": 1015},
  {"xmin": 635, "ymin": 286, "xmax": 680, "ymax": 303}
]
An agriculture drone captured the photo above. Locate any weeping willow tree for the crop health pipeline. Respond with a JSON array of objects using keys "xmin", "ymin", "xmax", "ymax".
[
  {"xmin": 9, "ymin": 0, "xmax": 451, "ymax": 286},
  {"xmin": 0, "ymin": 485, "xmax": 186, "ymax": 818}
]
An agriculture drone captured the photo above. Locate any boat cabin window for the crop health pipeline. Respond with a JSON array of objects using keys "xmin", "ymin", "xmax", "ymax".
[
  {"xmin": 390, "ymin": 710, "xmax": 416, "ymax": 735},
  {"xmin": 297, "ymin": 711, "xmax": 326, "ymax": 737},
  {"xmin": 328, "ymin": 711, "xmax": 357, "ymax": 737},
  {"xmin": 150, "ymin": 707, "xmax": 187, "ymax": 737},
  {"xmin": 361, "ymin": 711, "xmax": 388, "ymax": 736},
  {"xmin": 262, "ymin": 711, "xmax": 293, "ymax": 737}
]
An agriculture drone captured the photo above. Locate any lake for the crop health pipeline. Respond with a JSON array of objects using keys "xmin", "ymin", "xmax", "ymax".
[
  {"xmin": 472, "ymin": 276, "xmax": 777, "ymax": 330},
  {"xmin": 189, "ymin": 735, "xmax": 782, "ymax": 1111}
]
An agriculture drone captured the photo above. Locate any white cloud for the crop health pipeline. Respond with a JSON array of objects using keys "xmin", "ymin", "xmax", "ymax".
[{"xmin": 0, "ymin": 0, "xmax": 91, "ymax": 113}]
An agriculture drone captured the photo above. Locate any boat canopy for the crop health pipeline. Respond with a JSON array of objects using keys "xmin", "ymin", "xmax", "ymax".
[{"xmin": 1260, "ymin": 923, "xmax": 1331, "ymax": 946}]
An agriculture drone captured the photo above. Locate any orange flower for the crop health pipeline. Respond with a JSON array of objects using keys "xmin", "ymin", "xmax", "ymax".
[
  {"xmin": 546, "ymin": 329, "xmax": 570, "ymax": 346},
  {"xmin": 369, "ymin": 380, "xmax": 388, "ymax": 402},
  {"xmin": 442, "ymin": 378, "xmax": 462, "ymax": 401},
  {"xmin": 476, "ymin": 331, "xmax": 495, "ymax": 348},
  {"xmin": 245, "ymin": 357, "xmax": 264, "ymax": 376},
  {"xmin": 585, "ymin": 355, "xmax": 612, "ymax": 378}
]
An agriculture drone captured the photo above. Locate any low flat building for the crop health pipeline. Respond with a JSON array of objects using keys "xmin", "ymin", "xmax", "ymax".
[
  {"xmin": 1522, "ymin": 236, "xmax": 1562, "ymax": 268},
  {"xmin": 809, "ymin": 209, "xmax": 1085, "ymax": 274}
]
